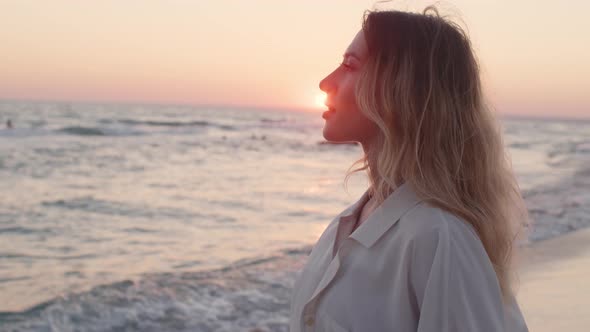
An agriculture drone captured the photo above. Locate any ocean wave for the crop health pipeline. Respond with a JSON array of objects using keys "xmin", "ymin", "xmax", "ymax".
[
  {"xmin": 0, "ymin": 226, "xmax": 54, "ymax": 236},
  {"xmin": 0, "ymin": 128, "xmax": 52, "ymax": 138},
  {"xmin": 0, "ymin": 252, "xmax": 98, "ymax": 261},
  {"xmin": 119, "ymin": 119, "xmax": 208, "ymax": 127},
  {"xmin": 260, "ymin": 117, "xmax": 288, "ymax": 124},
  {"xmin": 41, "ymin": 197, "xmax": 200, "ymax": 220},
  {"xmin": 508, "ymin": 142, "xmax": 531, "ymax": 149},
  {"xmin": 54, "ymin": 123, "xmax": 240, "ymax": 138},
  {"xmin": 524, "ymin": 162, "xmax": 590, "ymax": 242},
  {"xmin": 0, "ymin": 248, "xmax": 309, "ymax": 332},
  {"xmin": 546, "ymin": 139, "xmax": 590, "ymax": 168},
  {"xmin": 1, "ymin": 126, "xmax": 135, "ymax": 138},
  {"xmin": 114, "ymin": 119, "xmax": 236, "ymax": 131},
  {"xmin": 0, "ymin": 276, "xmax": 31, "ymax": 284},
  {"xmin": 57, "ymin": 126, "xmax": 106, "ymax": 136}
]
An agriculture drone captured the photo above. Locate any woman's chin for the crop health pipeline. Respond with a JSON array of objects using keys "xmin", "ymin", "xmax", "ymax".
[
  {"xmin": 322, "ymin": 127, "xmax": 351, "ymax": 143},
  {"xmin": 322, "ymin": 127, "xmax": 337, "ymax": 142}
]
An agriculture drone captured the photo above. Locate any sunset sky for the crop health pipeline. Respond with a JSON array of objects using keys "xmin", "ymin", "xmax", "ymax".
[{"xmin": 1, "ymin": 0, "xmax": 589, "ymax": 118}]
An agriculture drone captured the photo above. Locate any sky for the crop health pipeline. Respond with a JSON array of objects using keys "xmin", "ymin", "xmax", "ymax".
[{"xmin": 1, "ymin": 0, "xmax": 589, "ymax": 118}]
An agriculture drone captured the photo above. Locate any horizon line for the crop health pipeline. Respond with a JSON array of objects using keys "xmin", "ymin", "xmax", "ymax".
[{"xmin": 1, "ymin": 97, "xmax": 588, "ymax": 122}]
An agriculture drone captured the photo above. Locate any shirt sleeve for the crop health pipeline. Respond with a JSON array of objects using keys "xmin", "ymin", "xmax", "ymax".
[{"xmin": 408, "ymin": 217, "xmax": 509, "ymax": 332}]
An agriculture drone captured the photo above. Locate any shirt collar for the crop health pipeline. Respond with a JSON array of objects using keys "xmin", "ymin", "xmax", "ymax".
[
  {"xmin": 339, "ymin": 189, "xmax": 372, "ymax": 223},
  {"xmin": 349, "ymin": 182, "xmax": 423, "ymax": 248}
]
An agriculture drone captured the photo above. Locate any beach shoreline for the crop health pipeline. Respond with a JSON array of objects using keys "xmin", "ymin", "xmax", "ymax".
[{"xmin": 517, "ymin": 227, "xmax": 590, "ymax": 332}]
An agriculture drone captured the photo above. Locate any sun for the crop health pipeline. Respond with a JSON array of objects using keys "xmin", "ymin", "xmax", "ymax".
[{"xmin": 314, "ymin": 91, "xmax": 327, "ymax": 109}]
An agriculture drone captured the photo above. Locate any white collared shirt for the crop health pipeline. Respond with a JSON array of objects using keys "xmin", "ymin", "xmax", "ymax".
[{"xmin": 290, "ymin": 183, "xmax": 528, "ymax": 332}]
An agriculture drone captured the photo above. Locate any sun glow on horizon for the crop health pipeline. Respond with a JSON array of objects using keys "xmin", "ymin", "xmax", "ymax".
[{"xmin": 314, "ymin": 91, "xmax": 327, "ymax": 109}]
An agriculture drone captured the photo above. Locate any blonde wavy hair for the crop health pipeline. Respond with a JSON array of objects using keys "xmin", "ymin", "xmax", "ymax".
[{"xmin": 347, "ymin": 7, "xmax": 528, "ymax": 300}]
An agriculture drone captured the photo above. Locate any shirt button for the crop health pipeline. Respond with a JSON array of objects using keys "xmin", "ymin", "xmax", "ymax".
[{"xmin": 305, "ymin": 316, "xmax": 315, "ymax": 326}]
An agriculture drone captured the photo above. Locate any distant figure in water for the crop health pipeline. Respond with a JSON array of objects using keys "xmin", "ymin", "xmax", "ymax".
[
  {"xmin": 290, "ymin": 6, "xmax": 529, "ymax": 332},
  {"xmin": 6, "ymin": 119, "xmax": 12, "ymax": 129}
]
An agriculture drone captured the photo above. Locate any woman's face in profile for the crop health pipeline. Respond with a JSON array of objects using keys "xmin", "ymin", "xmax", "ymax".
[{"xmin": 319, "ymin": 30, "xmax": 376, "ymax": 145}]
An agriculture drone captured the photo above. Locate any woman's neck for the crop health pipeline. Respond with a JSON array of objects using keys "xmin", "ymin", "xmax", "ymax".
[{"xmin": 363, "ymin": 143, "xmax": 401, "ymax": 203}]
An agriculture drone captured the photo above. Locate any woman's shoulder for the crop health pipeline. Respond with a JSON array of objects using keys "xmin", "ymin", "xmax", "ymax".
[
  {"xmin": 391, "ymin": 202, "xmax": 493, "ymax": 273},
  {"xmin": 395, "ymin": 201, "xmax": 480, "ymax": 244}
]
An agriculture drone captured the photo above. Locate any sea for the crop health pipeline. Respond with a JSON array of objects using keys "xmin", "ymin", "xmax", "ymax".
[{"xmin": 0, "ymin": 100, "xmax": 588, "ymax": 331}]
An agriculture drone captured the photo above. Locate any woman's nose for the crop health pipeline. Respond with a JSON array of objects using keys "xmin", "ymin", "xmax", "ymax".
[{"xmin": 319, "ymin": 72, "xmax": 335, "ymax": 94}]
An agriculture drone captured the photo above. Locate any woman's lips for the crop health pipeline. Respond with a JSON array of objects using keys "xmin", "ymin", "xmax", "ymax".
[{"xmin": 322, "ymin": 107, "xmax": 336, "ymax": 120}]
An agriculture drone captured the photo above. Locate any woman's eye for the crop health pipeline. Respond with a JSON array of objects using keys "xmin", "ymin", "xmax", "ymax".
[{"xmin": 340, "ymin": 63, "xmax": 353, "ymax": 70}]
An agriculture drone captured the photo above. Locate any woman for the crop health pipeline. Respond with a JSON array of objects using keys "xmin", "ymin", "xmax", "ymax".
[{"xmin": 290, "ymin": 7, "xmax": 529, "ymax": 332}]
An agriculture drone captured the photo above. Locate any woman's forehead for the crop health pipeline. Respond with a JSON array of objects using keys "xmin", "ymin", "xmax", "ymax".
[{"xmin": 344, "ymin": 30, "xmax": 368, "ymax": 59}]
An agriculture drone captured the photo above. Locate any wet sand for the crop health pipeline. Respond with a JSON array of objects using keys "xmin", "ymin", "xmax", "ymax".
[{"xmin": 516, "ymin": 227, "xmax": 590, "ymax": 332}]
